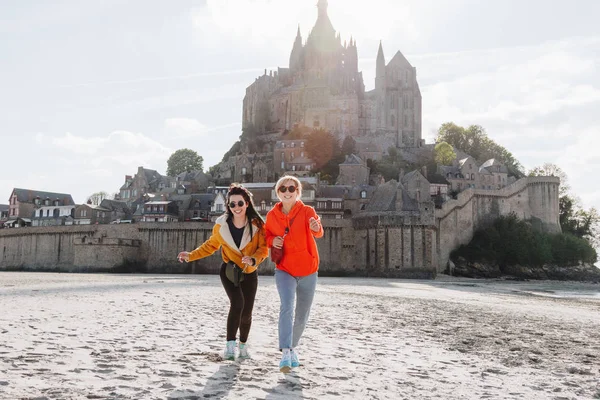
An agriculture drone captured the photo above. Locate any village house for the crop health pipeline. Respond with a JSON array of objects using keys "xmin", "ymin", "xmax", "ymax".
[
  {"xmin": 6, "ymin": 188, "xmax": 75, "ymax": 227},
  {"xmin": 74, "ymin": 204, "xmax": 110, "ymax": 225},
  {"xmin": 0, "ymin": 205, "xmax": 8, "ymax": 220},
  {"xmin": 142, "ymin": 201, "xmax": 178, "ymax": 223},
  {"xmin": 31, "ymin": 205, "xmax": 76, "ymax": 227},
  {"xmin": 99, "ymin": 199, "xmax": 132, "ymax": 223},
  {"xmin": 273, "ymin": 139, "xmax": 315, "ymax": 176},
  {"xmin": 337, "ymin": 154, "xmax": 370, "ymax": 186},
  {"xmin": 438, "ymin": 156, "xmax": 513, "ymax": 195},
  {"xmin": 118, "ymin": 166, "xmax": 176, "ymax": 206}
]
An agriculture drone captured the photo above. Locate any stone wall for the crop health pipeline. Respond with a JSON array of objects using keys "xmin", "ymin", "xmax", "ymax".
[
  {"xmin": 0, "ymin": 177, "xmax": 560, "ymax": 278},
  {"xmin": 435, "ymin": 176, "xmax": 561, "ymax": 271}
]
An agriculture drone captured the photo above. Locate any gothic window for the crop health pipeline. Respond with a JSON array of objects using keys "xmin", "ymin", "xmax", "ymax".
[
  {"xmin": 291, "ymin": 152, "xmax": 295, "ymax": 159},
  {"xmin": 301, "ymin": 151, "xmax": 304, "ymax": 158},
  {"xmin": 292, "ymin": 165, "xmax": 296, "ymax": 171},
  {"xmin": 390, "ymin": 96, "xmax": 395, "ymax": 109},
  {"xmin": 281, "ymin": 161, "xmax": 285, "ymax": 169},
  {"xmin": 281, "ymin": 152, "xmax": 284, "ymax": 160},
  {"xmin": 242, "ymin": 167, "xmax": 247, "ymax": 175},
  {"xmin": 391, "ymin": 114, "xmax": 395, "ymax": 128}
]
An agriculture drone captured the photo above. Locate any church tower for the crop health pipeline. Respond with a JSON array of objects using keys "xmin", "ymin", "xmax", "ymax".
[
  {"xmin": 289, "ymin": 25, "xmax": 303, "ymax": 73},
  {"xmin": 375, "ymin": 41, "xmax": 387, "ymax": 130}
]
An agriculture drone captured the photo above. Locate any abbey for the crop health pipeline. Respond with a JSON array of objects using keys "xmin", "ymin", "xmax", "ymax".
[{"xmin": 242, "ymin": 0, "xmax": 422, "ymax": 148}]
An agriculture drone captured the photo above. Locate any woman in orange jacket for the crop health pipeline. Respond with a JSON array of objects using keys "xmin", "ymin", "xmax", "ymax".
[
  {"xmin": 177, "ymin": 184, "xmax": 268, "ymax": 361},
  {"xmin": 265, "ymin": 175, "xmax": 323, "ymax": 373}
]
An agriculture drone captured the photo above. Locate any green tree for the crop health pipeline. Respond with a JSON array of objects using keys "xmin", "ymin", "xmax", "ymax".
[
  {"xmin": 166, "ymin": 148, "xmax": 203, "ymax": 176},
  {"xmin": 434, "ymin": 141, "xmax": 457, "ymax": 166},
  {"xmin": 436, "ymin": 122, "xmax": 524, "ymax": 177},
  {"xmin": 341, "ymin": 136, "xmax": 356, "ymax": 156}
]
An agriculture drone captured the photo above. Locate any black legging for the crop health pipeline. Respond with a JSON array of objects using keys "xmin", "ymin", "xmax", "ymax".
[{"xmin": 219, "ymin": 263, "xmax": 258, "ymax": 343}]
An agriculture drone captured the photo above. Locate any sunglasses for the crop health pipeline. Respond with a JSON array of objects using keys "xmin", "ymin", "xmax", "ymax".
[
  {"xmin": 228, "ymin": 200, "xmax": 246, "ymax": 208},
  {"xmin": 278, "ymin": 185, "xmax": 297, "ymax": 193}
]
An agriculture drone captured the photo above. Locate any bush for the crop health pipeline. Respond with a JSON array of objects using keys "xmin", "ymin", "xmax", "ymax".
[{"xmin": 451, "ymin": 213, "xmax": 597, "ymax": 268}]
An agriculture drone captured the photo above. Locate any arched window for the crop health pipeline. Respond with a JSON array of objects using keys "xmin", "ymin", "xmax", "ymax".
[{"xmin": 360, "ymin": 190, "xmax": 367, "ymax": 199}]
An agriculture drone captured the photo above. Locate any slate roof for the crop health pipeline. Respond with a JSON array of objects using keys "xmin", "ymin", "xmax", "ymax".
[
  {"xmin": 365, "ymin": 180, "xmax": 418, "ymax": 212},
  {"xmin": 99, "ymin": 199, "xmax": 131, "ymax": 213},
  {"xmin": 10, "ymin": 188, "xmax": 75, "ymax": 205},
  {"xmin": 340, "ymin": 154, "xmax": 364, "ymax": 165},
  {"xmin": 480, "ymin": 159, "xmax": 508, "ymax": 173}
]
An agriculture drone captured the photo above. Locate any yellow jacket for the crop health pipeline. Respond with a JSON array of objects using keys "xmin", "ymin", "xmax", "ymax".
[{"xmin": 188, "ymin": 214, "xmax": 268, "ymax": 274}]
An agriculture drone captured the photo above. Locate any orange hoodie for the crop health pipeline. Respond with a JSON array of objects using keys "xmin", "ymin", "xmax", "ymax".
[
  {"xmin": 188, "ymin": 214, "xmax": 268, "ymax": 274},
  {"xmin": 265, "ymin": 200, "xmax": 323, "ymax": 277}
]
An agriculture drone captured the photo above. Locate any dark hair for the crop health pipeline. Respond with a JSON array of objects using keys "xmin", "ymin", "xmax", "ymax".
[{"xmin": 226, "ymin": 183, "xmax": 265, "ymax": 232}]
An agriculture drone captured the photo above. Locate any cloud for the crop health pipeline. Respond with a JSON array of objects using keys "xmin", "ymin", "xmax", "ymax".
[
  {"xmin": 25, "ymin": 131, "xmax": 173, "ymax": 203},
  {"xmin": 164, "ymin": 118, "xmax": 210, "ymax": 139},
  {"xmin": 418, "ymin": 36, "xmax": 600, "ymax": 212}
]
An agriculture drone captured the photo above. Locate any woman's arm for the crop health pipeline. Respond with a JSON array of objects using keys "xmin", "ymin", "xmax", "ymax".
[
  {"xmin": 187, "ymin": 224, "xmax": 222, "ymax": 261},
  {"xmin": 264, "ymin": 212, "xmax": 277, "ymax": 248},
  {"xmin": 306, "ymin": 206, "xmax": 324, "ymax": 238},
  {"xmin": 250, "ymin": 226, "xmax": 269, "ymax": 266}
]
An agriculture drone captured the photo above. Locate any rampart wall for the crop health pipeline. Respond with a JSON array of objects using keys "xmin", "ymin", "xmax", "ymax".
[{"xmin": 0, "ymin": 177, "xmax": 560, "ymax": 277}]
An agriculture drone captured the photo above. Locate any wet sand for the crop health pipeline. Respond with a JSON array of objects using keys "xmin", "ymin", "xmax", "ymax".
[{"xmin": 0, "ymin": 272, "xmax": 599, "ymax": 399}]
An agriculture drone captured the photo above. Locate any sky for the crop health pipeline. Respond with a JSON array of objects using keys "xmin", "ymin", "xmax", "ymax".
[{"xmin": 1, "ymin": 0, "xmax": 599, "ymax": 213}]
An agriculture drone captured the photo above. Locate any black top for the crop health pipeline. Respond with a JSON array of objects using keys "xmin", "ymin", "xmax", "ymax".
[{"xmin": 227, "ymin": 217, "xmax": 246, "ymax": 249}]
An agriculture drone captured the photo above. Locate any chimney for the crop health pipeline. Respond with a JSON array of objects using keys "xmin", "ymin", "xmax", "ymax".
[{"xmin": 421, "ymin": 166, "xmax": 428, "ymax": 178}]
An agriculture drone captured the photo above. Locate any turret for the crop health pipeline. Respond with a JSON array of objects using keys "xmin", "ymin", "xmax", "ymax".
[
  {"xmin": 375, "ymin": 40, "xmax": 386, "ymax": 90},
  {"xmin": 289, "ymin": 25, "xmax": 303, "ymax": 72}
]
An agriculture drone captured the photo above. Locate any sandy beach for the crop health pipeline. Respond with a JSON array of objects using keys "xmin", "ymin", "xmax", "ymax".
[{"xmin": 0, "ymin": 272, "xmax": 599, "ymax": 400}]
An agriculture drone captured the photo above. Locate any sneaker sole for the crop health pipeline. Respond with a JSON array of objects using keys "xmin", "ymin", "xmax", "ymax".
[{"xmin": 280, "ymin": 365, "xmax": 291, "ymax": 374}]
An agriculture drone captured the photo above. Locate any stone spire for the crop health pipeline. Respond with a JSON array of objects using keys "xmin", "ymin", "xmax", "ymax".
[
  {"xmin": 317, "ymin": 0, "xmax": 328, "ymax": 18},
  {"xmin": 289, "ymin": 25, "xmax": 304, "ymax": 71},
  {"xmin": 376, "ymin": 40, "xmax": 386, "ymax": 78}
]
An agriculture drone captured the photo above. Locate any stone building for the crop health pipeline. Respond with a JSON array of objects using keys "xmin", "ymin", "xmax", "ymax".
[
  {"xmin": 74, "ymin": 204, "xmax": 110, "ymax": 225},
  {"xmin": 242, "ymin": 0, "xmax": 421, "ymax": 148},
  {"xmin": 273, "ymin": 139, "xmax": 315, "ymax": 176},
  {"xmin": 7, "ymin": 188, "xmax": 75, "ymax": 224},
  {"xmin": 439, "ymin": 157, "xmax": 512, "ymax": 194},
  {"xmin": 31, "ymin": 205, "xmax": 76, "ymax": 226},
  {"xmin": 337, "ymin": 154, "xmax": 370, "ymax": 186},
  {"xmin": 119, "ymin": 167, "xmax": 176, "ymax": 206}
]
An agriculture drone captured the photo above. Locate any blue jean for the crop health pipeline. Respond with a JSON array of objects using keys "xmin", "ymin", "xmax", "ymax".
[{"xmin": 275, "ymin": 269, "xmax": 318, "ymax": 350}]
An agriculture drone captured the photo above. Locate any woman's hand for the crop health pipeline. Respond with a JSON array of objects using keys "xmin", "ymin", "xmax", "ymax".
[
  {"xmin": 309, "ymin": 217, "xmax": 321, "ymax": 232},
  {"xmin": 241, "ymin": 256, "xmax": 254, "ymax": 265},
  {"xmin": 177, "ymin": 251, "xmax": 190, "ymax": 263},
  {"xmin": 273, "ymin": 236, "xmax": 284, "ymax": 249}
]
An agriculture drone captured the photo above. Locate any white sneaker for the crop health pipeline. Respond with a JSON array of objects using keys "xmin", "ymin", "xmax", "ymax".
[
  {"xmin": 279, "ymin": 348, "xmax": 292, "ymax": 373},
  {"xmin": 224, "ymin": 340, "xmax": 236, "ymax": 360},
  {"xmin": 238, "ymin": 342, "xmax": 250, "ymax": 359},
  {"xmin": 290, "ymin": 348, "xmax": 300, "ymax": 368}
]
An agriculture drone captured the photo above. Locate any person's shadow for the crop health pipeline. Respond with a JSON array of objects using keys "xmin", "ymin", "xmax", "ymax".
[
  {"xmin": 264, "ymin": 371, "xmax": 304, "ymax": 400},
  {"xmin": 167, "ymin": 363, "xmax": 240, "ymax": 400},
  {"xmin": 200, "ymin": 363, "xmax": 241, "ymax": 399}
]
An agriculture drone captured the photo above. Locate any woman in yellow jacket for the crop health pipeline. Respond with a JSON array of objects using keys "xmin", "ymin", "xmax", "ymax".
[{"xmin": 177, "ymin": 184, "xmax": 268, "ymax": 360}]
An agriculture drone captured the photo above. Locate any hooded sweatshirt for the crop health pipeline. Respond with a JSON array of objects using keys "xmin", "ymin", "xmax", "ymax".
[
  {"xmin": 188, "ymin": 214, "xmax": 268, "ymax": 274},
  {"xmin": 265, "ymin": 200, "xmax": 323, "ymax": 277}
]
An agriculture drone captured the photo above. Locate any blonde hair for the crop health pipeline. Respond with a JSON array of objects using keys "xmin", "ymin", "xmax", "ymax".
[{"xmin": 275, "ymin": 175, "xmax": 302, "ymax": 199}]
